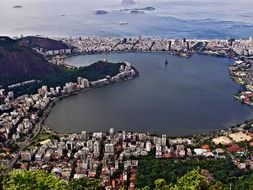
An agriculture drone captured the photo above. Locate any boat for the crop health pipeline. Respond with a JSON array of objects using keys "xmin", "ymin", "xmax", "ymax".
[
  {"xmin": 119, "ymin": 21, "xmax": 128, "ymax": 25},
  {"xmin": 164, "ymin": 58, "xmax": 168, "ymax": 66}
]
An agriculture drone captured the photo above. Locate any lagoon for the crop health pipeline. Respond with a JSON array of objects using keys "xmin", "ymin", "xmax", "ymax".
[{"xmin": 45, "ymin": 53, "xmax": 253, "ymax": 136}]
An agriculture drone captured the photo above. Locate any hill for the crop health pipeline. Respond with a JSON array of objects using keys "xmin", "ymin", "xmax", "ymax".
[
  {"xmin": 17, "ymin": 36, "xmax": 69, "ymax": 50},
  {"xmin": 0, "ymin": 37, "xmax": 59, "ymax": 85},
  {"xmin": 0, "ymin": 37, "xmax": 125, "ymax": 97}
]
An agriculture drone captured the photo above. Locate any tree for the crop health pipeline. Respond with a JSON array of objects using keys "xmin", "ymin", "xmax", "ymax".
[
  {"xmin": 135, "ymin": 157, "xmax": 245, "ymax": 188},
  {"xmin": 68, "ymin": 177, "xmax": 102, "ymax": 190},
  {"xmin": 0, "ymin": 164, "xmax": 9, "ymax": 190},
  {"xmin": 137, "ymin": 186, "xmax": 151, "ymax": 190},
  {"xmin": 209, "ymin": 181, "xmax": 227, "ymax": 190},
  {"xmin": 143, "ymin": 169, "xmax": 227, "ymax": 190},
  {"xmin": 5, "ymin": 169, "xmax": 67, "ymax": 190},
  {"xmin": 164, "ymin": 169, "xmax": 227, "ymax": 190},
  {"xmin": 153, "ymin": 179, "xmax": 173, "ymax": 190},
  {"xmin": 155, "ymin": 179, "xmax": 166, "ymax": 189},
  {"xmin": 173, "ymin": 168, "xmax": 209, "ymax": 190},
  {"xmin": 234, "ymin": 173, "xmax": 253, "ymax": 190},
  {"xmin": 119, "ymin": 186, "xmax": 126, "ymax": 190}
]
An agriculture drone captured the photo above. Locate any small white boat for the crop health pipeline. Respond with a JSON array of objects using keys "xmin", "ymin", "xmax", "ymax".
[{"xmin": 119, "ymin": 21, "xmax": 128, "ymax": 25}]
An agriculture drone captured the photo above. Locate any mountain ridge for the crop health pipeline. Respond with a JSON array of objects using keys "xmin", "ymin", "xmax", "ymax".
[{"xmin": 0, "ymin": 37, "xmax": 58, "ymax": 81}]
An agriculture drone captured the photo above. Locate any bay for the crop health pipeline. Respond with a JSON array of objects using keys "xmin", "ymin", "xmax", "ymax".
[{"xmin": 1, "ymin": 0, "xmax": 253, "ymax": 39}]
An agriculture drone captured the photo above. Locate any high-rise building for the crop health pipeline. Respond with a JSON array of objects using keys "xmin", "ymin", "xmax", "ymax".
[
  {"xmin": 80, "ymin": 131, "xmax": 87, "ymax": 141},
  {"xmin": 105, "ymin": 143, "xmax": 114, "ymax": 154},
  {"xmin": 115, "ymin": 160, "xmax": 119, "ymax": 170},
  {"xmin": 155, "ymin": 144, "xmax": 162, "ymax": 158},
  {"xmin": 38, "ymin": 88, "xmax": 45, "ymax": 97},
  {"xmin": 162, "ymin": 134, "xmax": 167, "ymax": 146},
  {"xmin": 77, "ymin": 77, "xmax": 82, "ymax": 85},
  {"xmin": 65, "ymin": 82, "xmax": 74, "ymax": 93},
  {"xmin": 122, "ymin": 131, "xmax": 126, "ymax": 141},
  {"xmin": 87, "ymin": 140, "xmax": 93, "ymax": 151},
  {"xmin": 77, "ymin": 77, "xmax": 89, "ymax": 88},
  {"xmin": 56, "ymin": 86, "xmax": 61, "ymax": 95},
  {"xmin": 139, "ymin": 133, "xmax": 146, "ymax": 141},
  {"xmin": 93, "ymin": 141, "xmax": 100, "ymax": 154},
  {"xmin": 66, "ymin": 141, "xmax": 73, "ymax": 150},
  {"xmin": 109, "ymin": 128, "xmax": 114, "ymax": 135},
  {"xmin": 146, "ymin": 141, "xmax": 152, "ymax": 152},
  {"xmin": 41, "ymin": 85, "xmax": 48, "ymax": 93},
  {"xmin": 8, "ymin": 91, "xmax": 14, "ymax": 99}
]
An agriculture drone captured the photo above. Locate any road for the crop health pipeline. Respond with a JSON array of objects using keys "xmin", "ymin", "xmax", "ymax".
[{"xmin": 8, "ymin": 121, "xmax": 42, "ymax": 171}]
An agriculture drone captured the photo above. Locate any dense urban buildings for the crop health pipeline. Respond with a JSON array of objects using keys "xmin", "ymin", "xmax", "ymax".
[
  {"xmin": 2, "ymin": 0, "xmax": 253, "ymax": 188},
  {"xmin": 0, "ymin": 35, "xmax": 253, "ymax": 189}
]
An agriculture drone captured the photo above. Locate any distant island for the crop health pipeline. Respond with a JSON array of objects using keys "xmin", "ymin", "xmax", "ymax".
[
  {"xmin": 130, "ymin": 10, "xmax": 145, "ymax": 14},
  {"xmin": 121, "ymin": 6, "xmax": 156, "ymax": 12},
  {"xmin": 94, "ymin": 10, "xmax": 109, "ymax": 15},
  {"xmin": 121, "ymin": 0, "xmax": 136, "ymax": 5},
  {"xmin": 12, "ymin": 5, "xmax": 22, "ymax": 8},
  {"xmin": 120, "ymin": 6, "xmax": 155, "ymax": 14}
]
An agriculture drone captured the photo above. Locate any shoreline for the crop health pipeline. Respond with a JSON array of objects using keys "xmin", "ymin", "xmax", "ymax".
[
  {"xmin": 5, "ymin": 61, "xmax": 139, "ymax": 170},
  {"xmin": 3, "ymin": 37, "xmax": 253, "ymax": 187},
  {"xmin": 45, "ymin": 110, "xmax": 253, "ymax": 140},
  {"xmin": 2, "ymin": 36, "xmax": 253, "ymax": 144},
  {"xmin": 45, "ymin": 53, "xmax": 250, "ymax": 139},
  {"xmin": 42, "ymin": 75, "xmax": 138, "ymax": 126}
]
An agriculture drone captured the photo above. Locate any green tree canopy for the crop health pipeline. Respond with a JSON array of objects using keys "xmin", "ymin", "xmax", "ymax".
[
  {"xmin": 0, "ymin": 164, "xmax": 8, "ymax": 190},
  {"xmin": 234, "ymin": 172, "xmax": 253, "ymax": 190},
  {"xmin": 169, "ymin": 169, "xmax": 226, "ymax": 190},
  {"xmin": 138, "ymin": 168, "xmax": 227, "ymax": 190},
  {"xmin": 68, "ymin": 177, "xmax": 102, "ymax": 190},
  {"xmin": 5, "ymin": 169, "xmax": 67, "ymax": 190},
  {"xmin": 173, "ymin": 168, "xmax": 209, "ymax": 190}
]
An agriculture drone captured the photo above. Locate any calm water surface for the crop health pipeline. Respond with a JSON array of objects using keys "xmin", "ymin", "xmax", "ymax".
[
  {"xmin": 1, "ymin": 0, "xmax": 253, "ymax": 38},
  {"xmin": 46, "ymin": 53, "xmax": 253, "ymax": 136}
]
